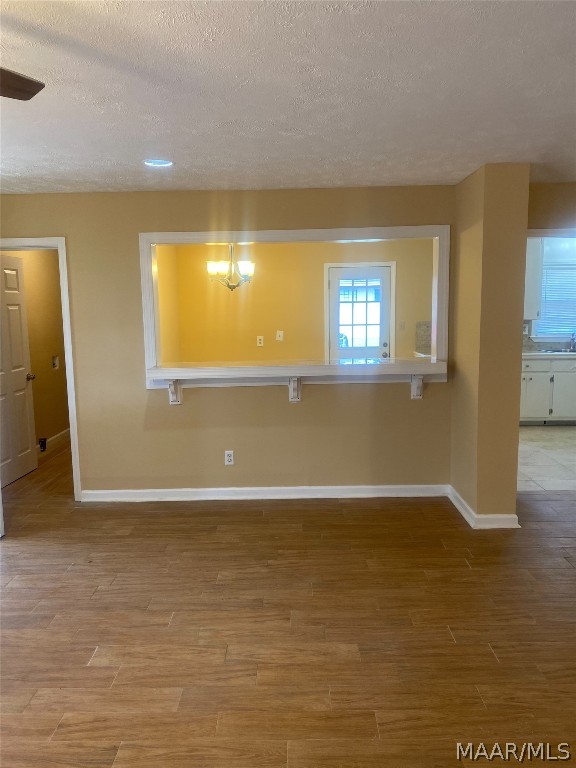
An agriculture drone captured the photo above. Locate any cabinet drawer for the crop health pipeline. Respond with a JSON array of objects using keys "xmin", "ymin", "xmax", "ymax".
[
  {"xmin": 522, "ymin": 360, "xmax": 551, "ymax": 372},
  {"xmin": 552, "ymin": 360, "xmax": 576, "ymax": 372}
]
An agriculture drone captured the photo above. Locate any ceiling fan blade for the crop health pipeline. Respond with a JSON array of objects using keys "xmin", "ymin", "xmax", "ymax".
[{"xmin": 0, "ymin": 67, "xmax": 45, "ymax": 100}]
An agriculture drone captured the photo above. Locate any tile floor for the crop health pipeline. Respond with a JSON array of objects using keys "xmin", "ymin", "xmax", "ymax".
[{"xmin": 518, "ymin": 425, "xmax": 576, "ymax": 491}]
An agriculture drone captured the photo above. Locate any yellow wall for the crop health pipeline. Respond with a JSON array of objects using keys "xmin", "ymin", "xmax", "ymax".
[
  {"xmin": 0, "ymin": 249, "xmax": 69, "ymax": 442},
  {"xmin": 0, "ymin": 186, "xmax": 453, "ymax": 491},
  {"xmin": 157, "ymin": 239, "xmax": 433, "ymax": 363},
  {"xmin": 155, "ymin": 245, "xmax": 181, "ymax": 363}
]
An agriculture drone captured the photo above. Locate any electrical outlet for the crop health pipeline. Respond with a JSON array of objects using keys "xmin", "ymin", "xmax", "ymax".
[
  {"xmin": 256, "ymin": 336, "xmax": 264, "ymax": 347},
  {"xmin": 224, "ymin": 450, "xmax": 234, "ymax": 466},
  {"xmin": 275, "ymin": 330, "xmax": 284, "ymax": 341}
]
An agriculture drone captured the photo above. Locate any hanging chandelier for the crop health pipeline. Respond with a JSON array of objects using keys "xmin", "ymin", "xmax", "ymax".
[{"xmin": 206, "ymin": 244, "xmax": 255, "ymax": 291}]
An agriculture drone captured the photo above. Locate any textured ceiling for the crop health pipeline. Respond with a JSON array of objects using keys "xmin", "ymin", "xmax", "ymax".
[{"xmin": 1, "ymin": 0, "xmax": 575, "ymax": 193}]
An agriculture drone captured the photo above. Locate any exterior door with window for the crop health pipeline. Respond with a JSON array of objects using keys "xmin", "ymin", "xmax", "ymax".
[{"xmin": 327, "ymin": 264, "xmax": 394, "ymax": 364}]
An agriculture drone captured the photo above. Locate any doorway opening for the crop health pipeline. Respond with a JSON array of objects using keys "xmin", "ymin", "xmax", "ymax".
[
  {"xmin": 0, "ymin": 238, "xmax": 80, "ymax": 536},
  {"xmin": 518, "ymin": 231, "xmax": 576, "ymax": 494}
]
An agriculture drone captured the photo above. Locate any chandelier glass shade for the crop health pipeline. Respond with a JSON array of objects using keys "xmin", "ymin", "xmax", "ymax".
[{"xmin": 207, "ymin": 244, "xmax": 255, "ymax": 291}]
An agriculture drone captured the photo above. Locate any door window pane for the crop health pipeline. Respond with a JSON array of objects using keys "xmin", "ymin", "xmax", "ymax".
[
  {"xmin": 339, "ymin": 280, "xmax": 353, "ymax": 302},
  {"xmin": 352, "ymin": 303, "xmax": 366, "ymax": 324},
  {"xmin": 367, "ymin": 303, "xmax": 380, "ymax": 324},
  {"xmin": 352, "ymin": 326, "xmax": 366, "ymax": 347},
  {"xmin": 339, "ymin": 326, "xmax": 352, "ymax": 347},
  {"xmin": 339, "ymin": 304, "xmax": 352, "ymax": 324},
  {"xmin": 352, "ymin": 280, "xmax": 367, "ymax": 302},
  {"xmin": 367, "ymin": 281, "xmax": 381, "ymax": 302},
  {"xmin": 366, "ymin": 325, "xmax": 380, "ymax": 346}
]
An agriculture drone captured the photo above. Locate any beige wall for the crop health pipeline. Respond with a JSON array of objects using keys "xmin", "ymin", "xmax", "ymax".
[
  {"xmin": 451, "ymin": 164, "xmax": 530, "ymax": 516},
  {"xmin": 0, "ymin": 187, "xmax": 453, "ymax": 491},
  {"xmin": 476, "ymin": 165, "xmax": 530, "ymax": 515},
  {"xmin": 528, "ymin": 183, "xmax": 576, "ymax": 230},
  {"xmin": 450, "ymin": 167, "xmax": 485, "ymax": 510},
  {"xmin": 157, "ymin": 239, "xmax": 432, "ymax": 364},
  {"xmin": 0, "ymin": 177, "xmax": 571, "ymax": 504},
  {"xmin": 0, "ymin": 249, "xmax": 69, "ymax": 442}
]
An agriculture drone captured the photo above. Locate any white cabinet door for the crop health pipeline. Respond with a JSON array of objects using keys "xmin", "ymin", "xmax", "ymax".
[
  {"xmin": 524, "ymin": 239, "xmax": 543, "ymax": 321},
  {"xmin": 551, "ymin": 373, "xmax": 576, "ymax": 419},
  {"xmin": 520, "ymin": 372, "xmax": 552, "ymax": 418}
]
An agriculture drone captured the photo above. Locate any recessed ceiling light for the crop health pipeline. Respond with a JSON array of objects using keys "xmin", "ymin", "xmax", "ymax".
[{"xmin": 144, "ymin": 158, "xmax": 173, "ymax": 168}]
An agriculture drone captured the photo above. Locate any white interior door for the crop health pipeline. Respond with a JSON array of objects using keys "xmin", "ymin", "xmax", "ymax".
[
  {"xmin": 328, "ymin": 264, "xmax": 394, "ymax": 364},
  {"xmin": 1, "ymin": 255, "xmax": 38, "ymax": 487}
]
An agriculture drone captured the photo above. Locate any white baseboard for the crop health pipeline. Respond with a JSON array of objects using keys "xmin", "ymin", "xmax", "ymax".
[
  {"xmin": 448, "ymin": 487, "xmax": 520, "ymax": 529},
  {"xmin": 37, "ymin": 428, "xmax": 70, "ymax": 456},
  {"xmin": 80, "ymin": 484, "xmax": 450, "ymax": 503},
  {"xmin": 79, "ymin": 482, "xmax": 520, "ymax": 529}
]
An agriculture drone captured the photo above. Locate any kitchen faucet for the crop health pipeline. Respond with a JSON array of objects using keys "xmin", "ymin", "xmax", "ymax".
[{"xmin": 570, "ymin": 332, "xmax": 576, "ymax": 352}]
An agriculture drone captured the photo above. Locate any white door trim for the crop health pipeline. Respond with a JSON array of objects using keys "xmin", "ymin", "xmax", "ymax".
[{"xmin": 0, "ymin": 238, "xmax": 80, "ymax": 506}]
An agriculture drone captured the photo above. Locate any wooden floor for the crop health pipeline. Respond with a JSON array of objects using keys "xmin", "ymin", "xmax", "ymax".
[{"xmin": 1, "ymin": 447, "xmax": 575, "ymax": 767}]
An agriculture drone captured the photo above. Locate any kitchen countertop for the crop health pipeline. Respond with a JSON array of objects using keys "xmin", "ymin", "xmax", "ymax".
[{"xmin": 522, "ymin": 351, "xmax": 576, "ymax": 358}]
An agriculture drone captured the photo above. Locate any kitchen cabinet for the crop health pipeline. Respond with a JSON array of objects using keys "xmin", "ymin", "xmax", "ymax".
[
  {"xmin": 551, "ymin": 370, "xmax": 576, "ymax": 419},
  {"xmin": 551, "ymin": 359, "xmax": 576, "ymax": 420},
  {"xmin": 520, "ymin": 371, "xmax": 552, "ymax": 418},
  {"xmin": 520, "ymin": 355, "xmax": 576, "ymax": 421},
  {"xmin": 524, "ymin": 238, "xmax": 543, "ymax": 321}
]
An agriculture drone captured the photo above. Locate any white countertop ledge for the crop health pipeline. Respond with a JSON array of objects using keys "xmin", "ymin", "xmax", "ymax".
[{"xmin": 146, "ymin": 359, "xmax": 448, "ymax": 388}]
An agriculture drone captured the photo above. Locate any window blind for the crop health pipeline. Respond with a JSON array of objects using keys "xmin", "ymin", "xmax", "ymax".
[{"xmin": 533, "ymin": 239, "xmax": 576, "ymax": 337}]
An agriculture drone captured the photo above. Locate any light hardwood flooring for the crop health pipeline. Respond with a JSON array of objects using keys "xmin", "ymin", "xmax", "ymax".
[{"xmin": 1, "ymin": 446, "xmax": 576, "ymax": 767}]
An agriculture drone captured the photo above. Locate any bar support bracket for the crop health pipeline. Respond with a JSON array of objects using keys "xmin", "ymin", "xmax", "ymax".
[
  {"xmin": 410, "ymin": 375, "xmax": 423, "ymax": 400},
  {"xmin": 168, "ymin": 380, "xmax": 182, "ymax": 405},
  {"xmin": 288, "ymin": 377, "xmax": 302, "ymax": 403}
]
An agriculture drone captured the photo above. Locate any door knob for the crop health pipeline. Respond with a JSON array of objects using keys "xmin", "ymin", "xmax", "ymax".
[{"xmin": 26, "ymin": 373, "xmax": 36, "ymax": 381}]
